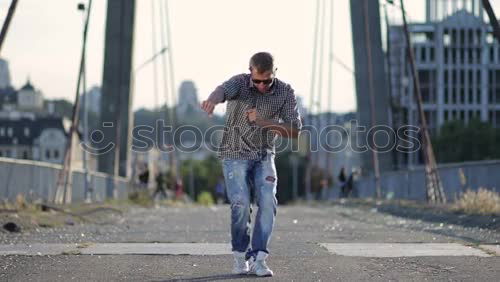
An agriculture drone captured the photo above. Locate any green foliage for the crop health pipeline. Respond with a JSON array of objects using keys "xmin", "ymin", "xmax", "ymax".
[
  {"xmin": 197, "ymin": 191, "xmax": 215, "ymax": 206},
  {"xmin": 274, "ymin": 151, "xmax": 308, "ymax": 204},
  {"xmin": 179, "ymin": 152, "xmax": 312, "ymax": 204},
  {"xmin": 433, "ymin": 119, "xmax": 500, "ymax": 163},
  {"xmin": 180, "ymin": 155, "xmax": 223, "ymax": 200}
]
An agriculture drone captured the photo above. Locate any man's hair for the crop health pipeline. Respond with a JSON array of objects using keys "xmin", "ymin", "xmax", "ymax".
[{"xmin": 249, "ymin": 52, "xmax": 274, "ymax": 73}]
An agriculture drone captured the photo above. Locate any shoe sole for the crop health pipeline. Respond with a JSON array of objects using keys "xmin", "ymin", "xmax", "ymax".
[
  {"xmin": 248, "ymin": 272, "xmax": 273, "ymax": 277},
  {"xmin": 232, "ymin": 269, "xmax": 249, "ymax": 275}
]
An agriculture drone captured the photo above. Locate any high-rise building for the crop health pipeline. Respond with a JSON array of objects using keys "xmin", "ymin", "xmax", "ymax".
[
  {"xmin": 426, "ymin": 0, "xmax": 485, "ymax": 22},
  {"xmin": 0, "ymin": 58, "xmax": 11, "ymax": 89},
  {"xmin": 177, "ymin": 80, "xmax": 200, "ymax": 117},
  {"xmin": 388, "ymin": 2, "xmax": 500, "ymax": 167},
  {"xmin": 81, "ymin": 86, "xmax": 101, "ymax": 114}
]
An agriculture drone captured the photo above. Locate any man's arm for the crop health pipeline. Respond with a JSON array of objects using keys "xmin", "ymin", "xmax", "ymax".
[
  {"xmin": 246, "ymin": 109, "xmax": 300, "ymax": 139},
  {"xmin": 268, "ymin": 87, "xmax": 303, "ymax": 139},
  {"xmin": 201, "ymin": 87, "xmax": 224, "ymax": 116},
  {"xmin": 257, "ymin": 118, "xmax": 301, "ymax": 139},
  {"xmin": 201, "ymin": 74, "xmax": 245, "ymax": 116}
]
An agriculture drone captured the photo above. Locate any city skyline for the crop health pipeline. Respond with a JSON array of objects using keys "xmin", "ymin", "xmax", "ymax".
[{"xmin": 0, "ymin": 0, "xmax": 498, "ymax": 114}]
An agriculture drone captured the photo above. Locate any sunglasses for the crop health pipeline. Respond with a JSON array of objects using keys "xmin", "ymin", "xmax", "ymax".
[{"xmin": 252, "ymin": 78, "xmax": 274, "ymax": 85}]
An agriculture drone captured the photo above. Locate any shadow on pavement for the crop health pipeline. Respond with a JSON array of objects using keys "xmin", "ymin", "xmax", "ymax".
[
  {"xmin": 335, "ymin": 199, "xmax": 499, "ymax": 244},
  {"xmin": 337, "ymin": 199, "xmax": 499, "ymax": 231},
  {"xmin": 158, "ymin": 273, "xmax": 262, "ymax": 281},
  {"xmin": 373, "ymin": 202, "xmax": 500, "ymax": 231}
]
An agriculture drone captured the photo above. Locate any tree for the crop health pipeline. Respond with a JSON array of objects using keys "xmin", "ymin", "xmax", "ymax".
[
  {"xmin": 433, "ymin": 119, "xmax": 500, "ymax": 163},
  {"xmin": 45, "ymin": 99, "xmax": 73, "ymax": 119},
  {"xmin": 180, "ymin": 155, "xmax": 223, "ymax": 200},
  {"xmin": 274, "ymin": 151, "xmax": 308, "ymax": 204}
]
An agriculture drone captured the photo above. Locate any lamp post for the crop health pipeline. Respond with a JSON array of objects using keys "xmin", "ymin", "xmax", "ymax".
[
  {"xmin": 290, "ymin": 154, "xmax": 299, "ymax": 202},
  {"xmin": 78, "ymin": 2, "xmax": 91, "ymax": 203}
]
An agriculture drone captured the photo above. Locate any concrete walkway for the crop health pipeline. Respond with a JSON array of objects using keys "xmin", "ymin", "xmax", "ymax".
[{"xmin": 1, "ymin": 204, "xmax": 499, "ymax": 281}]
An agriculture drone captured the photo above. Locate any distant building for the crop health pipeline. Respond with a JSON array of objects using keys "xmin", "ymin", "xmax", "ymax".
[
  {"xmin": 0, "ymin": 86, "xmax": 17, "ymax": 112},
  {"xmin": 0, "ymin": 58, "xmax": 11, "ymax": 89},
  {"xmin": 0, "ymin": 116, "xmax": 67, "ymax": 163},
  {"xmin": 388, "ymin": 3, "xmax": 500, "ymax": 167},
  {"xmin": 17, "ymin": 79, "xmax": 45, "ymax": 112},
  {"xmin": 0, "ymin": 77, "xmax": 72, "ymax": 118},
  {"xmin": 0, "ymin": 61, "xmax": 98, "ymax": 170},
  {"xmin": 81, "ymin": 86, "xmax": 101, "ymax": 114},
  {"xmin": 177, "ymin": 80, "xmax": 201, "ymax": 117},
  {"xmin": 425, "ymin": 0, "xmax": 485, "ymax": 22},
  {"xmin": 0, "ymin": 114, "xmax": 96, "ymax": 169}
]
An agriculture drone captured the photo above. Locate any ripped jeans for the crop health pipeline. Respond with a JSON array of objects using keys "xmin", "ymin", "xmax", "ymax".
[{"xmin": 222, "ymin": 151, "xmax": 278, "ymax": 258}]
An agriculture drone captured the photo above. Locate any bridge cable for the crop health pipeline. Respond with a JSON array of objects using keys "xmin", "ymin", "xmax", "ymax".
[{"xmin": 305, "ymin": 0, "xmax": 322, "ymax": 200}]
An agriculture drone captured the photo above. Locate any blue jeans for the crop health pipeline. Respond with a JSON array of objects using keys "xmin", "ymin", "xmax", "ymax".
[{"xmin": 222, "ymin": 151, "xmax": 278, "ymax": 258}]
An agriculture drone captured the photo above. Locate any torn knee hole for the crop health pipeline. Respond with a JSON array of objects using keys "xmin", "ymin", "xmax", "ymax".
[
  {"xmin": 231, "ymin": 198, "xmax": 249, "ymax": 209},
  {"xmin": 265, "ymin": 176, "xmax": 276, "ymax": 183}
]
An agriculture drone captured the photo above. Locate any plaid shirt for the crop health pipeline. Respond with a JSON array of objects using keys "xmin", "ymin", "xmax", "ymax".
[{"xmin": 209, "ymin": 73, "xmax": 302, "ymax": 160}]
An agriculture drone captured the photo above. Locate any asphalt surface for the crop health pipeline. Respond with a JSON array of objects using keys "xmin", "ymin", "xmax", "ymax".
[{"xmin": 1, "ymin": 201, "xmax": 499, "ymax": 281}]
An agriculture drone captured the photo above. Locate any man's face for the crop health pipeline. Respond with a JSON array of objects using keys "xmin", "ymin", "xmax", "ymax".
[{"xmin": 250, "ymin": 68, "xmax": 274, "ymax": 94}]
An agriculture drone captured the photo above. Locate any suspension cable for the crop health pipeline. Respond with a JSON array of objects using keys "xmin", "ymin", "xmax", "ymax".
[{"xmin": 151, "ymin": 0, "xmax": 160, "ymax": 114}]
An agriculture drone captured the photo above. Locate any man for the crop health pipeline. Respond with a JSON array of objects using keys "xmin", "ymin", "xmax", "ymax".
[
  {"xmin": 138, "ymin": 164, "xmax": 149, "ymax": 189},
  {"xmin": 201, "ymin": 52, "xmax": 302, "ymax": 277},
  {"xmin": 153, "ymin": 171, "xmax": 168, "ymax": 200},
  {"xmin": 338, "ymin": 167, "xmax": 347, "ymax": 198}
]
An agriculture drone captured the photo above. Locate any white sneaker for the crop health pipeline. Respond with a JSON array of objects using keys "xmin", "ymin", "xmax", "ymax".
[
  {"xmin": 232, "ymin": 251, "xmax": 249, "ymax": 275},
  {"xmin": 249, "ymin": 251, "xmax": 273, "ymax": 277}
]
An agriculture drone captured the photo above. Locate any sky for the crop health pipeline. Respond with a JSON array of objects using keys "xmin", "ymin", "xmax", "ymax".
[{"xmin": 0, "ymin": 0, "xmax": 498, "ymax": 114}]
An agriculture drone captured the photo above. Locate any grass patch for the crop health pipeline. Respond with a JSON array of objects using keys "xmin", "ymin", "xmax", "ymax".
[
  {"xmin": 127, "ymin": 190, "xmax": 154, "ymax": 207},
  {"xmin": 61, "ymin": 249, "xmax": 82, "ymax": 255},
  {"xmin": 453, "ymin": 188, "xmax": 500, "ymax": 215},
  {"xmin": 1, "ymin": 190, "xmax": 205, "ymax": 232},
  {"xmin": 1, "ymin": 194, "xmax": 127, "ymax": 231},
  {"xmin": 76, "ymin": 242, "xmax": 94, "ymax": 249}
]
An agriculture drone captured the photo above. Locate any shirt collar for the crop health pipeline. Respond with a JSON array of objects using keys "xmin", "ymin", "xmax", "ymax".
[{"xmin": 248, "ymin": 75, "xmax": 276, "ymax": 95}]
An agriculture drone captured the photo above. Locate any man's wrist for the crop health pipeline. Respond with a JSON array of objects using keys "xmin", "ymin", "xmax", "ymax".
[
  {"xmin": 255, "ymin": 118, "xmax": 271, "ymax": 127},
  {"xmin": 207, "ymin": 98, "xmax": 218, "ymax": 105}
]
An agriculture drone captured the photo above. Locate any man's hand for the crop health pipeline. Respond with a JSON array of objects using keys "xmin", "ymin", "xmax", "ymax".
[
  {"xmin": 201, "ymin": 100, "xmax": 217, "ymax": 117},
  {"xmin": 246, "ymin": 108, "xmax": 299, "ymax": 138},
  {"xmin": 245, "ymin": 108, "xmax": 260, "ymax": 123}
]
